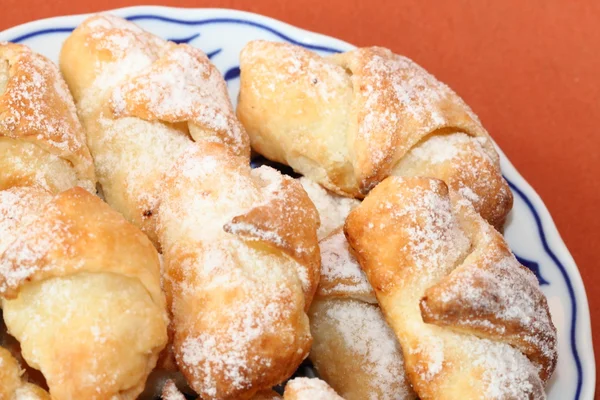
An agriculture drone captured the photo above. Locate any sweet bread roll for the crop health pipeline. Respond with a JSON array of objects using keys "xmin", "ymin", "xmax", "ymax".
[
  {"xmin": 283, "ymin": 378, "xmax": 343, "ymax": 400},
  {"xmin": 0, "ymin": 43, "xmax": 95, "ymax": 193},
  {"xmin": 344, "ymin": 176, "xmax": 557, "ymax": 399},
  {"xmin": 0, "ymin": 186, "xmax": 168, "ymax": 399},
  {"xmin": 238, "ymin": 41, "xmax": 512, "ymax": 229},
  {"xmin": 60, "ymin": 14, "xmax": 248, "ymax": 246},
  {"xmin": 0, "ymin": 347, "xmax": 50, "ymax": 399},
  {"xmin": 157, "ymin": 142, "xmax": 320, "ymax": 399}
]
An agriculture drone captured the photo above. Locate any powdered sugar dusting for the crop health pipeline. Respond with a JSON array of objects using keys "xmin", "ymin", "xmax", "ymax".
[
  {"xmin": 348, "ymin": 177, "xmax": 551, "ymax": 398},
  {"xmin": 314, "ymin": 300, "xmax": 414, "ymax": 400},
  {"xmin": 392, "ymin": 132, "xmax": 510, "ymax": 228},
  {"xmin": 0, "ymin": 44, "xmax": 95, "ymax": 188},
  {"xmin": 161, "ymin": 380, "xmax": 186, "ymax": 400},
  {"xmin": 318, "ymin": 229, "xmax": 374, "ymax": 301},
  {"xmin": 299, "ymin": 177, "xmax": 359, "ymax": 240},
  {"xmin": 0, "ymin": 188, "xmax": 53, "ymax": 293},
  {"xmin": 158, "ymin": 144, "xmax": 314, "ymax": 398},
  {"xmin": 110, "ymin": 43, "xmax": 248, "ymax": 156},
  {"xmin": 285, "ymin": 377, "xmax": 343, "ymax": 400}
]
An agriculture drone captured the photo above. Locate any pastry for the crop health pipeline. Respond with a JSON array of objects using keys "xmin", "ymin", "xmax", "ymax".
[
  {"xmin": 298, "ymin": 177, "xmax": 360, "ymax": 240},
  {"xmin": 60, "ymin": 15, "xmax": 248, "ymax": 246},
  {"xmin": 0, "ymin": 186, "xmax": 168, "ymax": 399},
  {"xmin": 238, "ymin": 41, "xmax": 512, "ymax": 229},
  {"xmin": 161, "ymin": 379, "xmax": 283, "ymax": 400},
  {"xmin": 0, "ymin": 43, "xmax": 95, "ymax": 193},
  {"xmin": 344, "ymin": 176, "xmax": 557, "ymax": 399},
  {"xmin": 283, "ymin": 378, "xmax": 344, "ymax": 400},
  {"xmin": 299, "ymin": 176, "xmax": 414, "ymax": 399},
  {"xmin": 309, "ymin": 229, "xmax": 415, "ymax": 400},
  {"xmin": 0, "ymin": 347, "xmax": 50, "ymax": 400},
  {"xmin": 157, "ymin": 142, "xmax": 320, "ymax": 399}
]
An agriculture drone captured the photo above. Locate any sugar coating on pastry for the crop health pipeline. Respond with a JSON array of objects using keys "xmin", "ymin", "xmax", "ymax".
[
  {"xmin": 158, "ymin": 143, "xmax": 319, "ymax": 399},
  {"xmin": 161, "ymin": 380, "xmax": 186, "ymax": 400},
  {"xmin": 316, "ymin": 228, "xmax": 374, "ymax": 302},
  {"xmin": 0, "ymin": 187, "xmax": 168, "ymax": 399},
  {"xmin": 238, "ymin": 42, "xmax": 512, "ymax": 229},
  {"xmin": 283, "ymin": 377, "xmax": 344, "ymax": 399},
  {"xmin": 299, "ymin": 177, "xmax": 360, "ymax": 240},
  {"xmin": 111, "ymin": 42, "xmax": 248, "ymax": 157},
  {"xmin": 344, "ymin": 177, "xmax": 556, "ymax": 399},
  {"xmin": 310, "ymin": 299, "xmax": 413, "ymax": 400},
  {"xmin": 0, "ymin": 43, "xmax": 96, "ymax": 192}
]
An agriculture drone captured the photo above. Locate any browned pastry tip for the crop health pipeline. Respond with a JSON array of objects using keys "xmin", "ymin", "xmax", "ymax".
[{"xmin": 0, "ymin": 42, "xmax": 96, "ymax": 193}]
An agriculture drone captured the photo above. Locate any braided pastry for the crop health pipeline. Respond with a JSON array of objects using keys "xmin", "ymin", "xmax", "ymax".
[
  {"xmin": 157, "ymin": 142, "xmax": 320, "ymax": 399},
  {"xmin": 59, "ymin": 15, "xmax": 248, "ymax": 246},
  {"xmin": 0, "ymin": 43, "xmax": 95, "ymax": 193},
  {"xmin": 0, "ymin": 347, "xmax": 49, "ymax": 400},
  {"xmin": 0, "ymin": 186, "xmax": 168, "ymax": 399},
  {"xmin": 237, "ymin": 41, "xmax": 512, "ymax": 229},
  {"xmin": 344, "ymin": 176, "xmax": 557, "ymax": 399}
]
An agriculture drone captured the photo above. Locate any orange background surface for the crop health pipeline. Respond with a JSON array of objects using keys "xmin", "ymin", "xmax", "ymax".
[{"xmin": 1, "ymin": 0, "xmax": 599, "ymax": 395}]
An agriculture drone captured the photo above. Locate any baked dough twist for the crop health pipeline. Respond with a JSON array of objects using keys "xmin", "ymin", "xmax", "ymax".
[
  {"xmin": 0, "ymin": 186, "xmax": 168, "ymax": 399},
  {"xmin": 238, "ymin": 41, "xmax": 512, "ymax": 229},
  {"xmin": 344, "ymin": 176, "xmax": 557, "ymax": 399},
  {"xmin": 157, "ymin": 142, "xmax": 320, "ymax": 399},
  {"xmin": 60, "ymin": 15, "xmax": 248, "ymax": 246},
  {"xmin": 299, "ymin": 177, "xmax": 415, "ymax": 400},
  {"xmin": 0, "ymin": 43, "xmax": 96, "ymax": 193}
]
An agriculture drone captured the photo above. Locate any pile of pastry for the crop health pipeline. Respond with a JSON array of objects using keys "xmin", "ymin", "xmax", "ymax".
[{"xmin": 0, "ymin": 14, "xmax": 557, "ymax": 400}]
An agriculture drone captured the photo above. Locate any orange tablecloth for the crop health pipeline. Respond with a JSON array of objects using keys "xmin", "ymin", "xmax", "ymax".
[{"xmin": 2, "ymin": 0, "xmax": 599, "ymax": 394}]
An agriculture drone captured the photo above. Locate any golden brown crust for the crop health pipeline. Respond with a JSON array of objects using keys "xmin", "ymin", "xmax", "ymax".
[
  {"xmin": 0, "ymin": 42, "xmax": 96, "ymax": 193},
  {"xmin": 224, "ymin": 173, "xmax": 320, "ymax": 306},
  {"xmin": 344, "ymin": 176, "xmax": 556, "ymax": 399},
  {"xmin": 158, "ymin": 142, "xmax": 319, "ymax": 399},
  {"xmin": 237, "ymin": 41, "xmax": 512, "ymax": 229},
  {"xmin": 59, "ymin": 15, "xmax": 249, "ymax": 247},
  {"xmin": 0, "ymin": 186, "xmax": 168, "ymax": 399}
]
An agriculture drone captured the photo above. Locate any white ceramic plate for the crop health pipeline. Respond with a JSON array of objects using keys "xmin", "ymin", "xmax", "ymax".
[{"xmin": 1, "ymin": 6, "xmax": 595, "ymax": 399}]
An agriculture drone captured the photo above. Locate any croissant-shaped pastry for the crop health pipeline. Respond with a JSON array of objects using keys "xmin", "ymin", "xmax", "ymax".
[
  {"xmin": 0, "ymin": 186, "xmax": 168, "ymax": 399},
  {"xmin": 157, "ymin": 142, "xmax": 320, "ymax": 399},
  {"xmin": 299, "ymin": 179, "xmax": 414, "ymax": 399},
  {"xmin": 60, "ymin": 14, "xmax": 249, "ymax": 246},
  {"xmin": 344, "ymin": 176, "xmax": 557, "ymax": 399},
  {"xmin": 0, "ymin": 347, "xmax": 50, "ymax": 399},
  {"xmin": 237, "ymin": 41, "xmax": 512, "ymax": 229},
  {"xmin": 0, "ymin": 43, "xmax": 96, "ymax": 193},
  {"xmin": 283, "ymin": 378, "xmax": 344, "ymax": 400}
]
